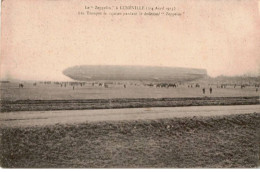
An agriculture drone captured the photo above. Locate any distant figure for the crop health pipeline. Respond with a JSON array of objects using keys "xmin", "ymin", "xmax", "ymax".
[
  {"xmin": 19, "ymin": 84, "xmax": 24, "ymax": 88},
  {"xmin": 124, "ymin": 84, "xmax": 126, "ymax": 88},
  {"xmin": 256, "ymin": 88, "xmax": 258, "ymax": 92},
  {"xmin": 73, "ymin": 86, "xmax": 74, "ymax": 90},
  {"xmin": 210, "ymin": 87, "xmax": 212, "ymax": 94},
  {"xmin": 202, "ymin": 88, "xmax": 205, "ymax": 94}
]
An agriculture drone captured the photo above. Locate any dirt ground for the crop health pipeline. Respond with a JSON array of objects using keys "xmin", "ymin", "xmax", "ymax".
[
  {"xmin": 1, "ymin": 105, "xmax": 259, "ymax": 127},
  {"xmin": 1, "ymin": 113, "xmax": 259, "ymax": 168}
]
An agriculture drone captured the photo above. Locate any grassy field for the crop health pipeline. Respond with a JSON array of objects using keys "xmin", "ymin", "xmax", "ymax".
[
  {"xmin": 1, "ymin": 82, "xmax": 259, "ymax": 112},
  {"xmin": 1, "ymin": 82, "xmax": 259, "ymax": 101},
  {"xmin": 1, "ymin": 113, "xmax": 259, "ymax": 168}
]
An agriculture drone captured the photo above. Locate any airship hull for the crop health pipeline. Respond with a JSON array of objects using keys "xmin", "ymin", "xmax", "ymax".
[{"xmin": 63, "ymin": 65, "xmax": 207, "ymax": 82}]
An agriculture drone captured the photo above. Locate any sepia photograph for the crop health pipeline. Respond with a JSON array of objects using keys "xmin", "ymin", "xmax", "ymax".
[{"xmin": 0, "ymin": 0, "xmax": 260, "ymax": 168}]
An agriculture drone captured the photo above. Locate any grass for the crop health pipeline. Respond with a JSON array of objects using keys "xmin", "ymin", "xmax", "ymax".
[
  {"xmin": 1, "ymin": 82, "xmax": 259, "ymax": 101},
  {"xmin": 1, "ymin": 113, "xmax": 259, "ymax": 168},
  {"xmin": 1, "ymin": 96, "xmax": 259, "ymax": 112}
]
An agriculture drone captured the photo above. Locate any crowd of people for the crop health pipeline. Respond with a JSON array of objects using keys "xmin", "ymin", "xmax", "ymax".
[{"xmin": 17, "ymin": 81, "xmax": 259, "ymax": 94}]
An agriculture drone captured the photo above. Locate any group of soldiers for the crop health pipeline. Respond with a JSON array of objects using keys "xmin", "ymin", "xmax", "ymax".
[
  {"xmin": 202, "ymin": 86, "xmax": 258, "ymax": 94},
  {"xmin": 18, "ymin": 81, "xmax": 259, "ymax": 93},
  {"xmin": 188, "ymin": 83, "xmax": 200, "ymax": 88}
]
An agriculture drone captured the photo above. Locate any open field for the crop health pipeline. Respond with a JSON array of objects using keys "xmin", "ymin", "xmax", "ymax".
[
  {"xmin": 1, "ymin": 112, "xmax": 259, "ymax": 168},
  {"xmin": 1, "ymin": 82, "xmax": 259, "ymax": 101},
  {"xmin": 1, "ymin": 82, "xmax": 259, "ymax": 112}
]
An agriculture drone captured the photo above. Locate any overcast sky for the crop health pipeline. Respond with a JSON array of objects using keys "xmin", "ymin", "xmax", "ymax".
[{"xmin": 1, "ymin": 0, "xmax": 260, "ymax": 81}]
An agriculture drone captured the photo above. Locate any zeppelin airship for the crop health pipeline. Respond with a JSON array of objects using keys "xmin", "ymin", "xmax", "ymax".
[{"xmin": 63, "ymin": 65, "xmax": 207, "ymax": 82}]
